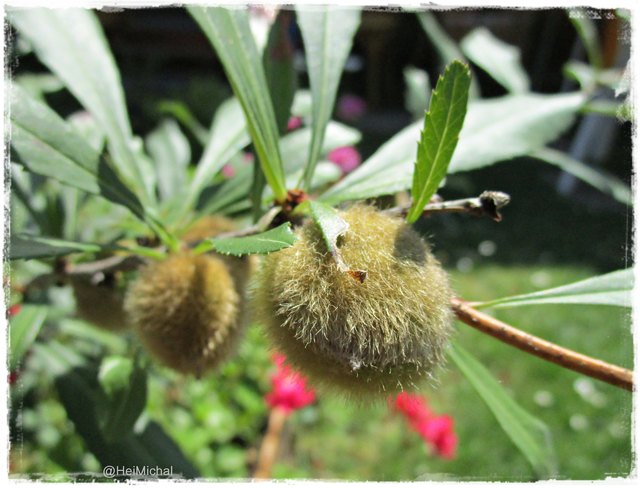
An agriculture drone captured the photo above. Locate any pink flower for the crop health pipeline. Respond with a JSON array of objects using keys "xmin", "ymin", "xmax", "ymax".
[
  {"xmin": 221, "ymin": 164, "xmax": 236, "ymax": 178},
  {"xmin": 327, "ymin": 146, "xmax": 361, "ymax": 174},
  {"xmin": 336, "ymin": 94, "xmax": 366, "ymax": 121},
  {"xmin": 265, "ymin": 353, "xmax": 316, "ymax": 415},
  {"xmin": 287, "ymin": 116, "xmax": 303, "ymax": 132},
  {"xmin": 391, "ymin": 393, "xmax": 458, "ymax": 460}
]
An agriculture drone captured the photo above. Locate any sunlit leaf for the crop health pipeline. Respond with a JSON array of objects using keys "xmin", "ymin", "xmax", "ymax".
[
  {"xmin": 189, "ymin": 6, "xmax": 287, "ymax": 201},
  {"xmin": 476, "ymin": 268, "xmax": 634, "ymax": 309},
  {"xmin": 448, "ymin": 341, "xmax": 556, "ymax": 479},
  {"xmin": 296, "ymin": 5, "xmax": 361, "ymax": 190},
  {"xmin": 193, "ymin": 223, "xmax": 297, "ymax": 256},
  {"xmin": 461, "ymin": 27, "xmax": 530, "ymax": 93},
  {"xmin": 9, "ymin": 8, "xmax": 156, "ymax": 206},
  {"xmin": 407, "ymin": 61, "xmax": 471, "ymax": 223},
  {"xmin": 531, "ymin": 148, "xmax": 632, "ymax": 205}
]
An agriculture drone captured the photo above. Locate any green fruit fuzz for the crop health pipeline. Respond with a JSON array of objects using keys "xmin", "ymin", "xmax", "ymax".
[
  {"xmin": 125, "ymin": 252, "xmax": 243, "ymax": 376},
  {"xmin": 255, "ymin": 205, "xmax": 454, "ymax": 397}
]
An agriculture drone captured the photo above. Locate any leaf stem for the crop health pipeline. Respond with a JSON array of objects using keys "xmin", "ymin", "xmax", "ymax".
[
  {"xmin": 450, "ymin": 297, "xmax": 633, "ymax": 391},
  {"xmin": 387, "ymin": 191, "xmax": 511, "ymax": 221}
]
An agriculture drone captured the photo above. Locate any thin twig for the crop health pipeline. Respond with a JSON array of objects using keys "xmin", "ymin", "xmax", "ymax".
[
  {"xmin": 385, "ymin": 191, "xmax": 511, "ymax": 221},
  {"xmin": 451, "ymin": 297, "xmax": 634, "ymax": 391},
  {"xmin": 253, "ymin": 407, "xmax": 288, "ymax": 479}
]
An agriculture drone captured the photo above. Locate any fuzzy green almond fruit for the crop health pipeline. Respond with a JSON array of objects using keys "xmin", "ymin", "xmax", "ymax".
[
  {"xmin": 254, "ymin": 205, "xmax": 454, "ymax": 397},
  {"xmin": 125, "ymin": 252, "xmax": 245, "ymax": 376}
]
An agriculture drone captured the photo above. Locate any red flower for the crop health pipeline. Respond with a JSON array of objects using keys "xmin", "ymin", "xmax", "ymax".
[
  {"xmin": 8, "ymin": 303, "xmax": 21, "ymax": 317},
  {"xmin": 221, "ymin": 164, "xmax": 236, "ymax": 178},
  {"xmin": 327, "ymin": 146, "xmax": 361, "ymax": 174},
  {"xmin": 265, "ymin": 354, "xmax": 316, "ymax": 415},
  {"xmin": 391, "ymin": 392, "xmax": 458, "ymax": 460}
]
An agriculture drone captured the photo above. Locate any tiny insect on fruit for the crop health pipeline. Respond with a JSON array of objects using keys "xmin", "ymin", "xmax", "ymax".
[{"xmin": 254, "ymin": 205, "xmax": 454, "ymax": 397}]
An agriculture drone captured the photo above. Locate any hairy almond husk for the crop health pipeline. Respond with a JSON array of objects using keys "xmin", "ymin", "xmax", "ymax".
[
  {"xmin": 182, "ymin": 215, "xmax": 256, "ymax": 292},
  {"xmin": 254, "ymin": 205, "xmax": 454, "ymax": 397},
  {"xmin": 125, "ymin": 252, "xmax": 244, "ymax": 376},
  {"xmin": 72, "ymin": 274, "xmax": 129, "ymax": 332}
]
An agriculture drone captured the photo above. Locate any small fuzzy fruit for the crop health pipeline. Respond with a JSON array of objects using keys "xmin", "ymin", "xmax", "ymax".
[
  {"xmin": 255, "ymin": 205, "xmax": 454, "ymax": 396},
  {"xmin": 181, "ymin": 215, "xmax": 255, "ymax": 292},
  {"xmin": 181, "ymin": 215, "xmax": 238, "ymax": 242},
  {"xmin": 71, "ymin": 274, "xmax": 129, "ymax": 332},
  {"xmin": 124, "ymin": 252, "xmax": 243, "ymax": 375}
]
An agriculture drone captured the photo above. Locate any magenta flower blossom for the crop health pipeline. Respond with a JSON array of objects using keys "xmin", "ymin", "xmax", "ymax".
[
  {"xmin": 265, "ymin": 354, "xmax": 316, "ymax": 415},
  {"xmin": 336, "ymin": 94, "xmax": 367, "ymax": 121},
  {"xmin": 287, "ymin": 116, "xmax": 303, "ymax": 132},
  {"xmin": 392, "ymin": 392, "xmax": 458, "ymax": 460},
  {"xmin": 327, "ymin": 146, "xmax": 362, "ymax": 174}
]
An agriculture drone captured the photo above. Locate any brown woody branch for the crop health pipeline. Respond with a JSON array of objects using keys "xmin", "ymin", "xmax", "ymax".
[
  {"xmin": 451, "ymin": 297, "xmax": 634, "ymax": 391},
  {"xmin": 385, "ymin": 191, "xmax": 511, "ymax": 222}
]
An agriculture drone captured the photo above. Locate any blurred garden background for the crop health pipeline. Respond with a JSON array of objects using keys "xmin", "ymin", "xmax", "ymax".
[{"xmin": 5, "ymin": 5, "xmax": 634, "ymax": 481}]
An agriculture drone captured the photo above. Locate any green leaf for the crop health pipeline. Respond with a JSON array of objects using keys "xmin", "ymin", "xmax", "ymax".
[
  {"xmin": 9, "ymin": 304, "xmax": 47, "ymax": 371},
  {"xmin": 14, "ymin": 72, "xmax": 64, "ymax": 101},
  {"xmin": 98, "ymin": 356, "xmax": 134, "ymax": 397},
  {"xmin": 404, "ymin": 66, "xmax": 431, "ymax": 120},
  {"xmin": 406, "ymin": 61, "xmax": 471, "ymax": 223},
  {"xmin": 321, "ymin": 92, "xmax": 584, "ymax": 203},
  {"xmin": 98, "ymin": 356, "xmax": 148, "ymax": 443},
  {"xmin": 10, "ymin": 85, "xmax": 146, "ymax": 222},
  {"xmin": 281, "ymin": 121, "xmax": 361, "ymax": 174},
  {"xmin": 157, "ymin": 100, "xmax": 209, "ymax": 145},
  {"xmin": 263, "ymin": 10, "xmax": 298, "ymax": 134},
  {"xmin": 189, "ymin": 6, "xmax": 287, "ymax": 201},
  {"xmin": 187, "ymin": 97, "xmax": 250, "ymax": 213},
  {"xmin": 198, "ymin": 164, "xmax": 254, "ymax": 216},
  {"xmin": 193, "ymin": 223, "xmax": 297, "ymax": 256},
  {"xmin": 146, "ymin": 119, "xmax": 191, "ymax": 201},
  {"xmin": 460, "ymin": 27, "xmax": 530, "ymax": 93},
  {"xmin": 36, "ymin": 342, "xmax": 198, "ymax": 477},
  {"xmin": 448, "ymin": 341, "xmax": 556, "ymax": 479},
  {"xmin": 416, "ymin": 11, "xmax": 480, "ymax": 98},
  {"xmin": 9, "ymin": 8, "xmax": 156, "ymax": 206},
  {"xmin": 531, "ymin": 148, "xmax": 632, "ymax": 205},
  {"xmin": 307, "ymin": 201, "xmax": 348, "ymax": 252},
  {"xmin": 305, "ymin": 201, "xmax": 365, "ymax": 281},
  {"xmin": 296, "ymin": 5, "xmax": 361, "ymax": 190},
  {"xmin": 569, "ymin": 10, "xmax": 603, "ymax": 70},
  {"xmin": 449, "ymin": 92, "xmax": 586, "ymax": 173},
  {"xmin": 476, "ymin": 268, "xmax": 634, "ymax": 309},
  {"xmin": 10, "ymin": 234, "xmax": 104, "ymax": 260}
]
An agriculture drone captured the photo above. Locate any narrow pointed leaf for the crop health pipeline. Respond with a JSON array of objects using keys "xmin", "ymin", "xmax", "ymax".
[
  {"xmin": 146, "ymin": 119, "xmax": 190, "ymax": 201},
  {"xmin": 186, "ymin": 97, "xmax": 250, "ymax": 212},
  {"xmin": 531, "ymin": 148, "xmax": 631, "ymax": 205},
  {"xmin": 477, "ymin": 268, "xmax": 634, "ymax": 309},
  {"xmin": 296, "ymin": 5, "xmax": 361, "ymax": 190},
  {"xmin": 321, "ymin": 92, "xmax": 585, "ymax": 203},
  {"xmin": 406, "ymin": 61, "xmax": 471, "ymax": 223},
  {"xmin": 416, "ymin": 11, "xmax": 480, "ymax": 98},
  {"xmin": 189, "ymin": 6, "xmax": 287, "ymax": 201},
  {"xmin": 10, "ymin": 234, "xmax": 104, "ymax": 260},
  {"xmin": 264, "ymin": 10, "xmax": 298, "ymax": 134},
  {"xmin": 9, "ymin": 8, "xmax": 155, "ymax": 205},
  {"xmin": 193, "ymin": 223, "xmax": 297, "ymax": 256},
  {"xmin": 10, "ymin": 85, "xmax": 146, "ymax": 222},
  {"xmin": 448, "ymin": 341, "xmax": 556, "ymax": 479},
  {"xmin": 9, "ymin": 304, "xmax": 47, "ymax": 371},
  {"xmin": 461, "ymin": 27, "xmax": 530, "ymax": 93}
]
